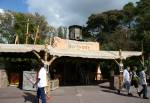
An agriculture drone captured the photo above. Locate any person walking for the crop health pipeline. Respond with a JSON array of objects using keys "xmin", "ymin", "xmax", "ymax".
[
  {"xmin": 33, "ymin": 62, "xmax": 47, "ymax": 103},
  {"xmin": 130, "ymin": 66, "xmax": 139, "ymax": 93},
  {"xmin": 138, "ymin": 66, "xmax": 149, "ymax": 99},
  {"xmin": 123, "ymin": 66, "xmax": 132, "ymax": 96}
]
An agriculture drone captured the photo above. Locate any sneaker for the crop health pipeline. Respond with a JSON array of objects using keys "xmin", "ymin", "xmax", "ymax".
[
  {"xmin": 128, "ymin": 93, "xmax": 133, "ymax": 96},
  {"xmin": 143, "ymin": 97, "xmax": 149, "ymax": 99},
  {"xmin": 117, "ymin": 90, "xmax": 120, "ymax": 94}
]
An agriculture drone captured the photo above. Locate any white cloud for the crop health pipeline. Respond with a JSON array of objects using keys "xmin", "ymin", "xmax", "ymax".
[
  {"xmin": 26, "ymin": 0, "xmax": 139, "ymax": 27},
  {"xmin": 0, "ymin": 8, "xmax": 4, "ymax": 14}
]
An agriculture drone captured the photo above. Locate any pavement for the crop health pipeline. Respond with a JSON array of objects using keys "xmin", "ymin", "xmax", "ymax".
[{"xmin": 0, "ymin": 82, "xmax": 150, "ymax": 103}]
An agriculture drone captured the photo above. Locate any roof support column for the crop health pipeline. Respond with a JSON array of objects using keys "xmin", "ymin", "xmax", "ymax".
[
  {"xmin": 112, "ymin": 49, "xmax": 124, "ymax": 93},
  {"xmin": 32, "ymin": 44, "xmax": 58, "ymax": 96},
  {"xmin": 95, "ymin": 63, "xmax": 102, "ymax": 81}
]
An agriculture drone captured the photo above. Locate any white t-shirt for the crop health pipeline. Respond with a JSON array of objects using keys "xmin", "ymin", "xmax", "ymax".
[
  {"xmin": 37, "ymin": 67, "xmax": 47, "ymax": 88},
  {"xmin": 123, "ymin": 69, "xmax": 130, "ymax": 82},
  {"xmin": 139, "ymin": 71, "xmax": 147, "ymax": 85}
]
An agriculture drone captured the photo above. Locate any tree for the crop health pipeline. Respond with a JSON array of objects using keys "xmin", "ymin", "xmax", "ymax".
[
  {"xmin": 12, "ymin": 12, "xmax": 50, "ymax": 44},
  {"xmin": 134, "ymin": 0, "xmax": 150, "ymax": 56},
  {"xmin": 87, "ymin": 10, "xmax": 124, "ymax": 32},
  {"xmin": 86, "ymin": 10, "xmax": 124, "ymax": 44},
  {"xmin": 135, "ymin": 0, "xmax": 150, "ymax": 32},
  {"xmin": 102, "ymin": 26, "xmax": 136, "ymax": 51},
  {"xmin": 0, "ymin": 11, "xmax": 15, "ymax": 43},
  {"xmin": 0, "ymin": 10, "xmax": 53, "ymax": 44},
  {"xmin": 12, "ymin": 12, "xmax": 27, "ymax": 43},
  {"xmin": 123, "ymin": 2, "xmax": 136, "ymax": 28},
  {"xmin": 143, "ymin": 31, "xmax": 150, "ymax": 56},
  {"xmin": 57, "ymin": 26, "xmax": 67, "ymax": 39}
]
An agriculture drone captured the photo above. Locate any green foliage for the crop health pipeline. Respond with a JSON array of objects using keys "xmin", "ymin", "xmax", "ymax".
[
  {"xmin": 57, "ymin": 26, "xmax": 67, "ymax": 39},
  {"xmin": 12, "ymin": 12, "xmax": 50, "ymax": 44},
  {"xmin": 135, "ymin": 0, "xmax": 150, "ymax": 32},
  {"xmin": 84, "ymin": 0, "xmax": 150, "ymax": 77},
  {"xmin": 86, "ymin": 10, "xmax": 124, "ymax": 45},
  {"xmin": 87, "ymin": 10, "xmax": 124, "ymax": 33},
  {"xmin": 13, "ymin": 12, "xmax": 27, "ymax": 43},
  {"xmin": 86, "ymin": 0, "xmax": 150, "ymax": 58},
  {"xmin": 0, "ymin": 11, "xmax": 51, "ymax": 44},
  {"xmin": 123, "ymin": 2, "xmax": 136, "ymax": 28},
  {"xmin": 143, "ymin": 31, "xmax": 150, "ymax": 55},
  {"xmin": 134, "ymin": 0, "xmax": 150, "ymax": 56},
  {"xmin": 0, "ymin": 12, "xmax": 15, "ymax": 43},
  {"xmin": 102, "ymin": 26, "xmax": 136, "ymax": 50}
]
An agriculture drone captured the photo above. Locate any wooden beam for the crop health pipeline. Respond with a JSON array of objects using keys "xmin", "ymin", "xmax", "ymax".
[
  {"xmin": 25, "ymin": 18, "xmax": 29, "ymax": 44},
  {"xmin": 34, "ymin": 25, "xmax": 39, "ymax": 45},
  {"xmin": 32, "ymin": 49, "xmax": 58, "ymax": 68},
  {"xmin": 141, "ymin": 41, "xmax": 144, "ymax": 65},
  {"xmin": 32, "ymin": 51, "xmax": 41, "ymax": 60},
  {"xmin": 119, "ymin": 49, "xmax": 123, "ymax": 71},
  {"xmin": 15, "ymin": 34, "xmax": 19, "ymax": 44}
]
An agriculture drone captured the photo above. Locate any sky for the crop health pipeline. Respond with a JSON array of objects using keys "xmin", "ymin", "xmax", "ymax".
[{"xmin": 0, "ymin": 0, "xmax": 139, "ymax": 27}]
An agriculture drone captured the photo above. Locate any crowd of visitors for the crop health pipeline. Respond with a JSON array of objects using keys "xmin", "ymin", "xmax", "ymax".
[{"xmin": 123, "ymin": 65, "xmax": 149, "ymax": 99}]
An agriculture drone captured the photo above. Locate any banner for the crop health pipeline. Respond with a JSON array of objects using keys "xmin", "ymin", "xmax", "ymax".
[{"xmin": 52, "ymin": 37, "xmax": 100, "ymax": 51}]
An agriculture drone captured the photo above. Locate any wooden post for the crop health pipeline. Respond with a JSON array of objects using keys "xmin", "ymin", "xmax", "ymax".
[
  {"xmin": 44, "ymin": 44, "xmax": 59, "ymax": 95},
  {"xmin": 148, "ymin": 54, "xmax": 150, "ymax": 76},
  {"xmin": 32, "ymin": 46, "xmax": 58, "ymax": 94},
  {"xmin": 96, "ymin": 63, "xmax": 102, "ymax": 81},
  {"xmin": 63, "ymin": 62, "xmax": 66, "ymax": 85},
  {"xmin": 43, "ymin": 44, "xmax": 50, "ymax": 96},
  {"xmin": 118, "ymin": 49, "xmax": 123, "ymax": 93},
  {"xmin": 141, "ymin": 41, "xmax": 144, "ymax": 65},
  {"xmin": 49, "ymin": 37, "xmax": 52, "ymax": 45},
  {"xmin": 44, "ymin": 44, "xmax": 48, "ymax": 63},
  {"xmin": 25, "ymin": 18, "xmax": 29, "ymax": 44},
  {"xmin": 34, "ymin": 25, "xmax": 39, "ymax": 45},
  {"xmin": 119, "ymin": 49, "xmax": 123, "ymax": 72},
  {"xmin": 139, "ymin": 41, "xmax": 144, "ymax": 66},
  {"xmin": 109, "ymin": 62, "xmax": 114, "ymax": 89},
  {"xmin": 15, "ymin": 34, "xmax": 19, "ymax": 44}
]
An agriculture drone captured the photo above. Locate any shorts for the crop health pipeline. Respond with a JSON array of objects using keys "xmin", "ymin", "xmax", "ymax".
[
  {"xmin": 131, "ymin": 80, "xmax": 139, "ymax": 88},
  {"xmin": 123, "ymin": 81, "xmax": 131, "ymax": 90}
]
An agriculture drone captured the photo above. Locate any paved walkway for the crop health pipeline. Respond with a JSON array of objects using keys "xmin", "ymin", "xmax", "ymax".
[{"xmin": 0, "ymin": 82, "xmax": 149, "ymax": 103}]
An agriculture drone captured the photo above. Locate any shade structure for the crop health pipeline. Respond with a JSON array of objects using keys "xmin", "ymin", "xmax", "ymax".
[
  {"xmin": 0, "ymin": 44, "xmax": 45, "ymax": 53},
  {"xmin": 48, "ymin": 46, "xmax": 142, "ymax": 60},
  {"xmin": 0, "ymin": 44, "xmax": 142, "ymax": 60}
]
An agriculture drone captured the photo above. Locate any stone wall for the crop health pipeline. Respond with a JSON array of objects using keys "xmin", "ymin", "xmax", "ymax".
[{"xmin": 0, "ymin": 69, "xmax": 8, "ymax": 88}]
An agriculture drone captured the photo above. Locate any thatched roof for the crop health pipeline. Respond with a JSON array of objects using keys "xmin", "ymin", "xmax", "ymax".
[
  {"xmin": 0, "ymin": 44, "xmax": 142, "ymax": 60},
  {"xmin": 0, "ymin": 44, "xmax": 45, "ymax": 53},
  {"xmin": 48, "ymin": 46, "xmax": 142, "ymax": 59}
]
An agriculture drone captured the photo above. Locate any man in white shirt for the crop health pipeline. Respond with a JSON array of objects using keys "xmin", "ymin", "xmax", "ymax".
[
  {"xmin": 33, "ymin": 62, "xmax": 47, "ymax": 103},
  {"xmin": 138, "ymin": 66, "xmax": 149, "ymax": 99},
  {"xmin": 123, "ymin": 66, "xmax": 132, "ymax": 96}
]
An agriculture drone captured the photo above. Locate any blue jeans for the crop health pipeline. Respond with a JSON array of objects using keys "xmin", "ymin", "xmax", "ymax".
[
  {"xmin": 35, "ymin": 87, "xmax": 46, "ymax": 103},
  {"xmin": 140, "ymin": 85, "xmax": 148, "ymax": 97},
  {"xmin": 123, "ymin": 81, "xmax": 131, "ymax": 93}
]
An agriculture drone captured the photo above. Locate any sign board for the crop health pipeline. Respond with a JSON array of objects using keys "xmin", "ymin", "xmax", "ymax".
[
  {"xmin": 52, "ymin": 37, "xmax": 100, "ymax": 51},
  {"xmin": 23, "ymin": 71, "xmax": 37, "ymax": 91}
]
